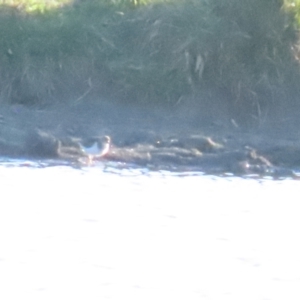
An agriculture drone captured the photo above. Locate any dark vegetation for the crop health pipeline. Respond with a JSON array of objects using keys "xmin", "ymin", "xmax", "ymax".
[
  {"xmin": 0, "ymin": 0, "xmax": 299, "ymax": 128},
  {"xmin": 1, "ymin": 0, "xmax": 300, "ymax": 176}
]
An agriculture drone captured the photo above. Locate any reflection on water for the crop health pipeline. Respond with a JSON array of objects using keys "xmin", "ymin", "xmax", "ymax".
[{"xmin": 0, "ymin": 159, "xmax": 299, "ymax": 300}]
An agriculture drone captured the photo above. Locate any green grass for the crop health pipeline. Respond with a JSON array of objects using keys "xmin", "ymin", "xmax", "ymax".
[
  {"xmin": 0, "ymin": 0, "xmax": 173, "ymax": 13},
  {"xmin": 0, "ymin": 0, "xmax": 299, "ymax": 127},
  {"xmin": 283, "ymin": 1, "xmax": 300, "ymax": 28},
  {"xmin": 0, "ymin": 0, "xmax": 72, "ymax": 13},
  {"xmin": 1, "ymin": 0, "xmax": 300, "ymax": 17}
]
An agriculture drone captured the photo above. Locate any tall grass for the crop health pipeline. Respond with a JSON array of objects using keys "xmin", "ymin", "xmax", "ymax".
[{"xmin": 0, "ymin": 0, "xmax": 299, "ymax": 126}]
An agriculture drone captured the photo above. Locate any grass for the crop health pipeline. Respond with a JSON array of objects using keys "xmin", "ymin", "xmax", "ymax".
[
  {"xmin": 0, "ymin": 0, "xmax": 299, "ymax": 127},
  {"xmin": 0, "ymin": 0, "xmax": 72, "ymax": 13},
  {"xmin": 0, "ymin": 0, "xmax": 173, "ymax": 13},
  {"xmin": 0, "ymin": 0, "xmax": 298, "ymax": 13}
]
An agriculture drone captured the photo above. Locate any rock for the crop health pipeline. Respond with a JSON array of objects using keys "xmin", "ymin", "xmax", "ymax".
[
  {"xmin": 179, "ymin": 135, "xmax": 224, "ymax": 152},
  {"xmin": 107, "ymin": 146, "xmax": 151, "ymax": 164}
]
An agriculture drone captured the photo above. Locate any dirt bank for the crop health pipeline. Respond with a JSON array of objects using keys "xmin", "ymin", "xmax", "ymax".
[{"xmin": 0, "ymin": 100, "xmax": 300, "ymax": 178}]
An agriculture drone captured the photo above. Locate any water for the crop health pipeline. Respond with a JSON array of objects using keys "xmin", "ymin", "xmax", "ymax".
[{"xmin": 0, "ymin": 160, "xmax": 299, "ymax": 300}]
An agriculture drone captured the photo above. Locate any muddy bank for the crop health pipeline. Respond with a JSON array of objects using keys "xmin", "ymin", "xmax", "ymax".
[
  {"xmin": 0, "ymin": 0, "xmax": 300, "ymax": 179},
  {"xmin": 1, "ymin": 101, "xmax": 300, "ymax": 178}
]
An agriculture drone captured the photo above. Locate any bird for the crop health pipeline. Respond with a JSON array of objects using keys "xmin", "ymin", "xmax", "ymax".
[{"xmin": 78, "ymin": 135, "xmax": 111, "ymax": 162}]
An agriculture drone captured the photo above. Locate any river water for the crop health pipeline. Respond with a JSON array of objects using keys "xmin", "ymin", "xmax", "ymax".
[{"xmin": 0, "ymin": 160, "xmax": 299, "ymax": 300}]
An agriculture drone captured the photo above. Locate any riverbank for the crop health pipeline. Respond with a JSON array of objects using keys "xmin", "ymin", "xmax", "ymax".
[
  {"xmin": 1, "ymin": 0, "xmax": 300, "ymax": 176},
  {"xmin": 0, "ymin": 100, "xmax": 299, "ymax": 178}
]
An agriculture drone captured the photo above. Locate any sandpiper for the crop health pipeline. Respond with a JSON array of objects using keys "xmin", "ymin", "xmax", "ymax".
[{"xmin": 79, "ymin": 135, "xmax": 111, "ymax": 161}]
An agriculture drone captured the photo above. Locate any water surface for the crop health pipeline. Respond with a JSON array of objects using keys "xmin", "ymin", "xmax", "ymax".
[{"xmin": 0, "ymin": 160, "xmax": 299, "ymax": 300}]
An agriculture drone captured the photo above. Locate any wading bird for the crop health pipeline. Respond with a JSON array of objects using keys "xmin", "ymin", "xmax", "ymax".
[{"xmin": 79, "ymin": 135, "xmax": 111, "ymax": 162}]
